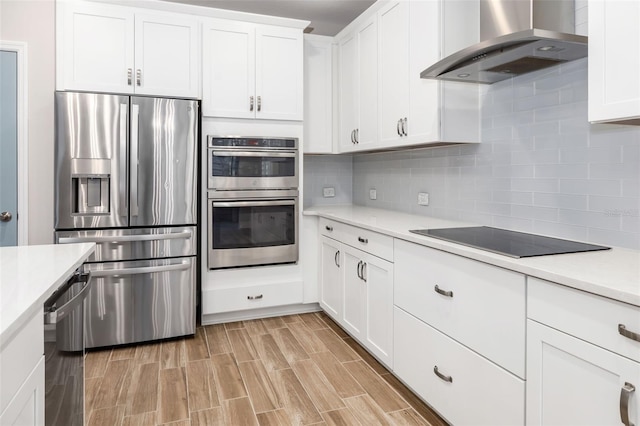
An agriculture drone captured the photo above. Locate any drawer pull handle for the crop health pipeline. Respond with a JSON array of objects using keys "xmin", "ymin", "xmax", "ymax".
[
  {"xmin": 357, "ymin": 261, "xmax": 363, "ymax": 280},
  {"xmin": 362, "ymin": 262, "xmax": 367, "ymax": 283},
  {"xmin": 247, "ymin": 294, "xmax": 263, "ymax": 300},
  {"xmin": 433, "ymin": 366, "xmax": 452, "ymax": 383},
  {"xmin": 620, "ymin": 382, "xmax": 635, "ymax": 426},
  {"xmin": 325, "ymin": 225, "xmax": 333, "ymax": 232},
  {"xmin": 358, "ymin": 237, "xmax": 368, "ymax": 244},
  {"xmin": 434, "ymin": 285, "xmax": 453, "ymax": 298},
  {"xmin": 334, "ymin": 250, "xmax": 340, "ymax": 268},
  {"xmin": 619, "ymin": 324, "xmax": 640, "ymax": 343}
]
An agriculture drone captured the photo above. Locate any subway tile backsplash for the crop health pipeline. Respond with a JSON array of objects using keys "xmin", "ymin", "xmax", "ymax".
[{"xmin": 303, "ymin": 59, "xmax": 639, "ymax": 249}]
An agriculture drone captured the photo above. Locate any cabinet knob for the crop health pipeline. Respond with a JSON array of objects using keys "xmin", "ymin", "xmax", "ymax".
[
  {"xmin": 434, "ymin": 285, "xmax": 453, "ymax": 298},
  {"xmin": 357, "ymin": 236, "xmax": 368, "ymax": 244},
  {"xmin": 325, "ymin": 225, "xmax": 333, "ymax": 231},
  {"xmin": 618, "ymin": 324, "xmax": 640, "ymax": 342},
  {"xmin": 620, "ymin": 382, "xmax": 635, "ymax": 426},
  {"xmin": 247, "ymin": 294, "xmax": 263, "ymax": 300},
  {"xmin": 433, "ymin": 366, "xmax": 453, "ymax": 383}
]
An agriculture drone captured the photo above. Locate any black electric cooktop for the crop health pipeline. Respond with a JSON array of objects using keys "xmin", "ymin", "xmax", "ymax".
[{"xmin": 410, "ymin": 226, "xmax": 610, "ymax": 258}]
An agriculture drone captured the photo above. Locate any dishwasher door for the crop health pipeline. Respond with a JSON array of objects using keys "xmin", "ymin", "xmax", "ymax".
[
  {"xmin": 43, "ymin": 271, "xmax": 92, "ymax": 426},
  {"xmin": 83, "ymin": 257, "xmax": 196, "ymax": 349}
]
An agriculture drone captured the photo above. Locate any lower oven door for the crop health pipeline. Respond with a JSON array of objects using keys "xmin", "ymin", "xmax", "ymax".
[
  {"xmin": 82, "ymin": 258, "xmax": 195, "ymax": 349},
  {"xmin": 208, "ymin": 197, "xmax": 298, "ymax": 269}
]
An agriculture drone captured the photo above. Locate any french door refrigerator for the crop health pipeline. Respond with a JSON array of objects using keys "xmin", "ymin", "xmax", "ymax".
[{"xmin": 54, "ymin": 92, "xmax": 198, "ymax": 349}]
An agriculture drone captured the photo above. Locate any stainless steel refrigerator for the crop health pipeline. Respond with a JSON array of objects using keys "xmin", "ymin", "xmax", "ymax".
[{"xmin": 54, "ymin": 92, "xmax": 198, "ymax": 349}]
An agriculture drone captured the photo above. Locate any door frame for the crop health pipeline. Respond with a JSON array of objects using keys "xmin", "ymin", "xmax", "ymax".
[{"xmin": 1, "ymin": 41, "xmax": 28, "ymax": 245}]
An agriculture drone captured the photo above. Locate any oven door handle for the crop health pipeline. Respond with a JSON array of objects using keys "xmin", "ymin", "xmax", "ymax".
[
  {"xmin": 211, "ymin": 150, "xmax": 296, "ymax": 158},
  {"xmin": 212, "ymin": 200, "xmax": 296, "ymax": 208}
]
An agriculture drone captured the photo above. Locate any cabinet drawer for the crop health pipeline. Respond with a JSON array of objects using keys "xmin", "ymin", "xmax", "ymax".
[
  {"xmin": 394, "ymin": 239, "xmax": 526, "ymax": 378},
  {"xmin": 205, "ymin": 281, "xmax": 303, "ymax": 314},
  {"xmin": 528, "ymin": 277, "xmax": 640, "ymax": 363},
  {"xmin": 319, "ymin": 218, "xmax": 393, "ymax": 261},
  {"xmin": 394, "ymin": 307, "xmax": 525, "ymax": 426}
]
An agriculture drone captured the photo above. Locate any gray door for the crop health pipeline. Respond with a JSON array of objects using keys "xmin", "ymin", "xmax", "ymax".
[
  {"xmin": 55, "ymin": 92, "xmax": 130, "ymax": 230},
  {"xmin": 0, "ymin": 50, "xmax": 18, "ymax": 246},
  {"xmin": 129, "ymin": 97, "xmax": 197, "ymax": 227}
]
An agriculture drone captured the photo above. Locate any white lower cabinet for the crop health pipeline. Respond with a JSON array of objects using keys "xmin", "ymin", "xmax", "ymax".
[
  {"xmin": 0, "ymin": 357, "xmax": 44, "ymax": 426},
  {"xmin": 527, "ymin": 319, "xmax": 640, "ymax": 426},
  {"xmin": 319, "ymin": 220, "xmax": 394, "ymax": 368},
  {"xmin": 394, "ymin": 307, "xmax": 525, "ymax": 425}
]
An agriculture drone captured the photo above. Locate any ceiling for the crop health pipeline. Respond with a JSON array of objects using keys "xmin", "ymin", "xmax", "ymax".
[{"xmin": 162, "ymin": 0, "xmax": 376, "ymax": 36}]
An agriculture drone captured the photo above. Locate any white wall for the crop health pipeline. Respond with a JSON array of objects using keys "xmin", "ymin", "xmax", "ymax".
[{"xmin": 0, "ymin": 0, "xmax": 55, "ymax": 244}]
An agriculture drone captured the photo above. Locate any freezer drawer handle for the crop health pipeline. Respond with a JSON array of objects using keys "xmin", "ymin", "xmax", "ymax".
[
  {"xmin": 433, "ymin": 366, "xmax": 453, "ymax": 383},
  {"xmin": 247, "ymin": 294, "xmax": 263, "ymax": 300},
  {"xmin": 44, "ymin": 272, "xmax": 92, "ymax": 324},
  {"xmin": 619, "ymin": 324, "xmax": 640, "ymax": 343},
  {"xmin": 434, "ymin": 285, "xmax": 454, "ymax": 298},
  {"xmin": 620, "ymin": 382, "xmax": 635, "ymax": 426},
  {"xmin": 58, "ymin": 230, "xmax": 193, "ymax": 244},
  {"xmin": 90, "ymin": 261, "xmax": 190, "ymax": 277}
]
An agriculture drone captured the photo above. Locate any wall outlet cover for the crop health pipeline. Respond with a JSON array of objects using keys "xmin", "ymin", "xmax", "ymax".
[
  {"xmin": 418, "ymin": 192, "xmax": 429, "ymax": 206},
  {"xmin": 369, "ymin": 189, "xmax": 377, "ymax": 200},
  {"xmin": 323, "ymin": 187, "xmax": 335, "ymax": 197}
]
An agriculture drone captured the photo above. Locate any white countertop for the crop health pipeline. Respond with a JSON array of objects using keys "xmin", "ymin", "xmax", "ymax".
[
  {"xmin": 0, "ymin": 243, "xmax": 95, "ymax": 345},
  {"xmin": 305, "ymin": 205, "xmax": 640, "ymax": 307}
]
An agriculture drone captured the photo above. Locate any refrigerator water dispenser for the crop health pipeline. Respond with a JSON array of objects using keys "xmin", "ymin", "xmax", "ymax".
[{"xmin": 71, "ymin": 159, "xmax": 111, "ymax": 215}]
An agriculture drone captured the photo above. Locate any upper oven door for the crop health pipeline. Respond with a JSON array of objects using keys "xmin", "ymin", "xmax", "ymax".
[{"xmin": 208, "ymin": 149, "xmax": 298, "ymax": 190}]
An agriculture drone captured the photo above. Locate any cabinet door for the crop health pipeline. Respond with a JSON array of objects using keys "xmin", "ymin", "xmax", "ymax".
[
  {"xmin": 320, "ymin": 236, "xmax": 343, "ymax": 320},
  {"xmin": 356, "ymin": 18, "xmax": 378, "ymax": 148},
  {"xmin": 202, "ymin": 20, "xmax": 255, "ymax": 118},
  {"xmin": 0, "ymin": 356, "xmax": 44, "ymax": 426},
  {"xmin": 343, "ymin": 249, "xmax": 366, "ymax": 339},
  {"xmin": 134, "ymin": 13, "xmax": 200, "ymax": 98},
  {"xmin": 338, "ymin": 32, "xmax": 358, "ymax": 152},
  {"xmin": 589, "ymin": 0, "xmax": 640, "ymax": 123},
  {"xmin": 304, "ymin": 35, "xmax": 334, "ymax": 153},
  {"xmin": 60, "ymin": 2, "xmax": 134, "ymax": 93},
  {"xmin": 527, "ymin": 320, "xmax": 640, "ymax": 426},
  {"xmin": 378, "ymin": 2, "xmax": 409, "ymax": 146},
  {"xmin": 362, "ymin": 252, "xmax": 394, "ymax": 368},
  {"xmin": 256, "ymin": 25, "xmax": 303, "ymax": 120}
]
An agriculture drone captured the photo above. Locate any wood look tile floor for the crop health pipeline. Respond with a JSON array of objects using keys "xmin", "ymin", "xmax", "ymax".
[{"xmin": 85, "ymin": 311, "xmax": 448, "ymax": 426}]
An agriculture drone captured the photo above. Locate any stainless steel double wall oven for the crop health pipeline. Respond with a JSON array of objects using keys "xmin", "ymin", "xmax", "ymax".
[
  {"xmin": 207, "ymin": 136, "xmax": 299, "ymax": 269},
  {"xmin": 54, "ymin": 92, "xmax": 198, "ymax": 349}
]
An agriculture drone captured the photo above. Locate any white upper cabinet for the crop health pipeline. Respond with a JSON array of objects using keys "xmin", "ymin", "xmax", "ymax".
[
  {"xmin": 335, "ymin": 0, "xmax": 480, "ymax": 153},
  {"xmin": 303, "ymin": 35, "xmax": 334, "ymax": 153},
  {"xmin": 203, "ymin": 21, "xmax": 303, "ymax": 120},
  {"xmin": 588, "ymin": 0, "xmax": 640, "ymax": 124},
  {"xmin": 338, "ymin": 16, "xmax": 378, "ymax": 152},
  {"xmin": 133, "ymin": 14, "xmax": 200, "ymax": 97},
  {"xmin": 57, "ymin": 1, "xmax": 200, "ymax": 98}
]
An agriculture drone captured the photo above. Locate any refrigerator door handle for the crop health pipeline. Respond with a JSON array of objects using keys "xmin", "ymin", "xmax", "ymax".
[
  {"xmin": 119, "ymin": 103, "xmax": 128, "ymax": 216},
  {"xmin": 130, "ymin": 103, "xmax": 140, "ymax": 217},
  {"xmin": 58, "ymin": 230, "xmax": 193, "ymax": 244},
  {"xmin": 90, "ymin": 261, "xmax": 191, "ymax": 277}
]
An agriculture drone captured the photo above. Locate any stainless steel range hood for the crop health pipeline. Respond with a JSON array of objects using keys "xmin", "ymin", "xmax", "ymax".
[{"xmin": 421, "ymin": 0, "xmax": 588, "ymax": 84}]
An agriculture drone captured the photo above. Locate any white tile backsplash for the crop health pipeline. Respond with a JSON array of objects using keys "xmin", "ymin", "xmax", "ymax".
[
  {"xmin": 303, "ymin": 155, "xmax": 352, "ymax": 208},
  {"xmin": 349, "ymin": 59, "xmax": 640, "ymax": 250}
]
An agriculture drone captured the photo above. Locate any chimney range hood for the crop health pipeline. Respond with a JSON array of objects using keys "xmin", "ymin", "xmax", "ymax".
[{"xmin": 421, "ymin": 0, "xmax": 588, "ymax": 84}]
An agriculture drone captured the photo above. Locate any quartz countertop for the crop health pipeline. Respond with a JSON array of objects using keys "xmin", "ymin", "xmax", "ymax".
[
  {"xmin": 0, "ymin": 243, "xmax": 95, "ymax": 345},
  {"xmin": 305, "ymin": 205, "xmax": 640, "ymax": 307}
]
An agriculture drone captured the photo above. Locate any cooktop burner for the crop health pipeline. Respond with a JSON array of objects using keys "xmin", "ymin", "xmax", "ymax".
[{"xmin": 409, "ymin": 226, "xmax": 610, "ymax": 258}]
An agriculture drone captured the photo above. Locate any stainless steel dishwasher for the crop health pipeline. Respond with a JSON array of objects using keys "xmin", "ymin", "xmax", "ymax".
[{"xmin": 43, "ymin": 271, "xmax": 92, "ymax": 426}]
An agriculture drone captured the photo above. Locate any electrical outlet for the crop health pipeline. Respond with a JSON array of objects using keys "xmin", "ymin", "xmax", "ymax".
[
  {"xmin": 418, "ymin": 192, "xmax": 429, "ymax": 206},
  {"xmin": 323, "ymin": 187, "xmax": 335, "ymax": 197},
  {"xmin": 369, "ymin": 189, "xmax": 377, "ymax": 200}
]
